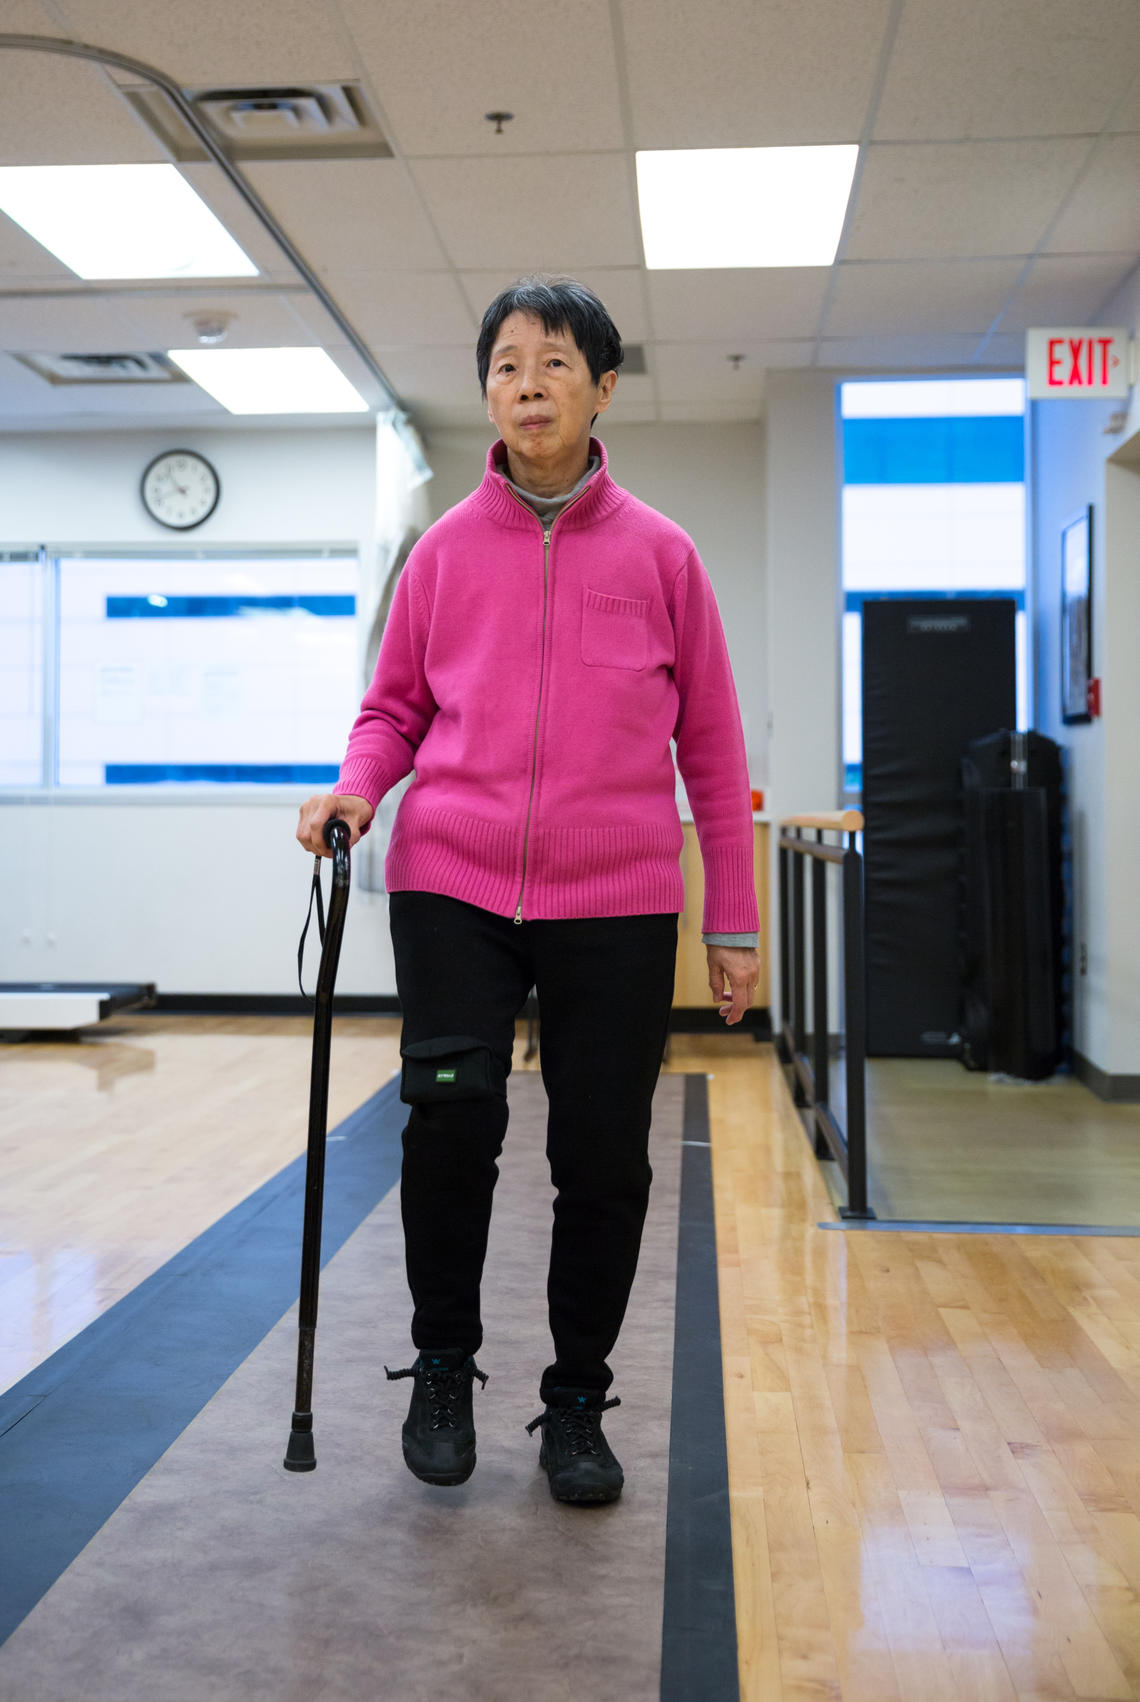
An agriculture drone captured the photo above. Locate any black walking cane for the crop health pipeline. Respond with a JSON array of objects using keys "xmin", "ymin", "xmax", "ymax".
[{"xmin": 284, "ymin": 816, "xmax": 351, "ymax": 1473}]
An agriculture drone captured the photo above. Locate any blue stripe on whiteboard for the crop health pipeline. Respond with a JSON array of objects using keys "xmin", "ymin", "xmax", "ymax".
[
  {"xmin": 105, "ymin": 595, "xmax": 355, "ymax": 618},
  {"xmin": 842, "ymin": 417, "xmax": 1024, "ymax": 484},
  {"xmin": 105, "ymin": 764, "xmax": 340, "ymax": 785}
]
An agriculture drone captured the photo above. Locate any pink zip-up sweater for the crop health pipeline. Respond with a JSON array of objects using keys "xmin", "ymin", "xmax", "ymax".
[{"xmin": 335, "ymin": 435, "xmax": 760, "ymax": 935}]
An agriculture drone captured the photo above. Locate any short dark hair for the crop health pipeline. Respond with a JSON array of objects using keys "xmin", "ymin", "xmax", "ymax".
[{"xmin": 476, "ymin": 274, "xmax": 624, "ymax": 397}]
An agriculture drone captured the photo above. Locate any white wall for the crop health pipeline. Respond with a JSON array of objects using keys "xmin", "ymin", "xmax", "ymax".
[
  {"xmin": 1030, "ymin": 259, "xmax": 1140, "ymax": 1084},
  {"xmin": 0, "ymin": 425, "xmax": 375, "ymax": 548},
  {"xmin": 0, "ymin": 425, "xmax": 396, "ymax": 997}
]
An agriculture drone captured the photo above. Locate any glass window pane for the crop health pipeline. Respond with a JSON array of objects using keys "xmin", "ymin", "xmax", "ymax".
[
  {"xmin": 840, "ymin": 377, "xmax": 1026, "ymax": 417},
  {"xmin": 0, "ymin": 553, "xmax": 43, "ymax": 786},
  {"xmin": 57, "ymin": 555, "xmax": 358, "ymax": 786},
  {"xmin": 842, "ymin": 483, "xmax": 1025, "ymax": 591}
]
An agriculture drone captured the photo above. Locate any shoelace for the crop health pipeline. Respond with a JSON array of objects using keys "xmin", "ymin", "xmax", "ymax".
[
  {"xmin": 525, "ymin": 1396, "xmax": 621, "ymax": 1454},
  {"xmin": 385, "ymin": 1359, "xmax": 488, "ymax": 1430}
]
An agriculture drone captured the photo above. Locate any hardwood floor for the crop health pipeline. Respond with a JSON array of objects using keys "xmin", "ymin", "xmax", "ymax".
[{"xmin": 5, "ymin": 1016, "xmax": 1140, "ymax": 1698}]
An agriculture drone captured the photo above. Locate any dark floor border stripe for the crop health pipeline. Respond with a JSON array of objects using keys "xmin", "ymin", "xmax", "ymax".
[
  {"xmin": 819, "ymin": 1218, "xmax": 1140, "ymax": 1236},
  {"xmin": 661, "ymin": 1075, "xmax": 740, "ymax": 1702},
  {"xmin": 0, "ymin": 1079, "xmax": 407, "ymax": 1648}
]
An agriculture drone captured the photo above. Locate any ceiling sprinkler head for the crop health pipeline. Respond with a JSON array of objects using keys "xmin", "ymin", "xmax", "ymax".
[
  {"xmin": 727, "ymin": 353, "xmax": 745, "ymax": 371},
  {"xmin": 188, "ymin": 311, "xmax": 235, "ymax": 346},
  {"xmin": 485, "ymin": 110, "xmax": 515, "ymax": 135}
]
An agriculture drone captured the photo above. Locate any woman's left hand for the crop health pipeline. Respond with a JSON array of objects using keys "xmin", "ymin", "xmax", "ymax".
[{"xmin": 706, "ymin": 944, "xmax": 761, "ymax": 1025}]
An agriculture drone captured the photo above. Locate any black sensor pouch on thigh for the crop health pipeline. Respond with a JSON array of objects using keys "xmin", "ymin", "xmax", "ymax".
[{"xmin": 400, "ymin": 1035, "xmax": 502, "ymax": 1105}]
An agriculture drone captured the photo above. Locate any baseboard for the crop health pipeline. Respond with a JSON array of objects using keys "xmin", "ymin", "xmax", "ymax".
[
  {"xmin": 1073, "ymin": 1051, "xmax": 1140, "ymax": 1103},
  {"xmin": 151, "ymin": 993, "xmax": 402, "ymax": 1016},
  {"xmin": 148, "ymin": 994, "xmax": 772, "ymax": 1038}
]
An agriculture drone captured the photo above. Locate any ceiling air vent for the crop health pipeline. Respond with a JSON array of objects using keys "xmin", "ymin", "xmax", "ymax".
[
  {"xmin": 14, "ymin": 351, "xmax": 187, "ymax": 386},
  {"xmin": 121, "ymin": 81, "xmax": 393, "ymax": 163}
]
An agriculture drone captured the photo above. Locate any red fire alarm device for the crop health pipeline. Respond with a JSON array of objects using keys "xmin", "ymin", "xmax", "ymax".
[{"xmin": 1087, "ymin": 677, "xmax": 1101, "ymax": 718}]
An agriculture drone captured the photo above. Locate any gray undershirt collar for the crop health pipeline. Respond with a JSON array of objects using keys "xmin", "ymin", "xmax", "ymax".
[{"xmin": 505, "ymin": 454, "xmax": 601, "ymax": 525}]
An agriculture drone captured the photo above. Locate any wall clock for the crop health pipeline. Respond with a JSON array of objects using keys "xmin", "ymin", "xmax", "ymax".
[{"xmin": 141, "ymin": 449, "xmax": 220, "ymax": 530}]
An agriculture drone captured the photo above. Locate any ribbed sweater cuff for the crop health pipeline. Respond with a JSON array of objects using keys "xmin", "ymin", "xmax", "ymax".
[
  {"xmin": 701, "ymin": 843, "xmax": 761, "ymax": 935},
  {"xmin": 334, "ymin": 756, "xmax": 402, "ymax": 833}
]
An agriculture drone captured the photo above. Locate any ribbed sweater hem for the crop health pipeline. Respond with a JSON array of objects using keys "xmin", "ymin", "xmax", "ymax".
[{"xmin": 384, "ymin": 806, "xmax": 695, "ymax": 921}]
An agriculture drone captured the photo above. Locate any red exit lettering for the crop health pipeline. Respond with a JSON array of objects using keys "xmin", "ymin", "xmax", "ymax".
[{"xmin": 1048, "ymin": 335, "xmax": 1116, "ymax": 388}]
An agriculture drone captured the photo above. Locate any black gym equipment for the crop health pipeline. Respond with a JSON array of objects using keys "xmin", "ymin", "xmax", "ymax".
[
  {"xmin": 861, "ymin": 598, "xmax": 1016, "ymax": 1057},
  {"xmin": 960, "ymin": 729, "xmax": 1066, "ymax": 1080},
  {"xmin": 284, "ymin": 817, "xmax": 351, "ymax": 1473}
]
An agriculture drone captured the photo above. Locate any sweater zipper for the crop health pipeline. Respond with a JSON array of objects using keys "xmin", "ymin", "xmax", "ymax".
[{"xmin": 504, "ymin": 479, "xmax": 592, "ymax": 925}]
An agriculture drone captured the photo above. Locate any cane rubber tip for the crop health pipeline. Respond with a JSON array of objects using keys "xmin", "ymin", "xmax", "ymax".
[{"xmin": 284, "ymin": 1428, "xmax": 317, "ymax": 1472}]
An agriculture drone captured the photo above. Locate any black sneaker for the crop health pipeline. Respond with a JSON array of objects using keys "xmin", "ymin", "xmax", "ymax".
[
  {"xmin": 384, "ymin": 1348, "xmax": 488, "ymax": 1486},
  {"xmin": 526, "ymin": 1389, "xmax": 624, "ymax": 1504}
]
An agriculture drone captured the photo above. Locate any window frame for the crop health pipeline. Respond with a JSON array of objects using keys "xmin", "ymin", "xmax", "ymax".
[
  {"xmin": 1, "ymin": 543, "xmax": 360, "ymax": 801},
  {"xmin": 837, "ymin": 375, "xmax": 1030, "ymax": 802}
]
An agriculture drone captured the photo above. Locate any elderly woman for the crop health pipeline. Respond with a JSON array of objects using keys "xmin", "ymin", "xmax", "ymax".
[{"xmin": 297, "ymin": 276, "xmax": 759, "ymax": 1505}]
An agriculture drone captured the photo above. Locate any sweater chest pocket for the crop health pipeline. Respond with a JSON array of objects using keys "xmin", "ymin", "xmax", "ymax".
[{"xmin": 580, "ymin": 585, "xmax": 649, "ymax": 670}]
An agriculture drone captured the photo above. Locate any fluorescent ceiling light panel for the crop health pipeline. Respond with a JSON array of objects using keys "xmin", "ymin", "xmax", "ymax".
[
  {"xmin": 0, "ymin": 164, "xmax": 257, "ymax": 279},
  {"xmin": 167, "ymin": 347, "xmax": 369, "ymax": 414},
  {"xmin": 841, "ymin": 377, "xmax": 1026, "ymax": 418},
  {"xmin": 636, "ymin": 145, "xmax": 858, "ymax": 269}
]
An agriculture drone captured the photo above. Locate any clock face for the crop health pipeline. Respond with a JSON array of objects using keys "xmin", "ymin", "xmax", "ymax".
[{"xmin": 141, "ymin": 450, "xmax": 220, "ymax": 531}]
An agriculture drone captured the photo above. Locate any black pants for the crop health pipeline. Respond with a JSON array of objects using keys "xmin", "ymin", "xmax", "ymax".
[{"xmin": 388, "ymin": 891, "xmax": 678, "ymax": 1400}]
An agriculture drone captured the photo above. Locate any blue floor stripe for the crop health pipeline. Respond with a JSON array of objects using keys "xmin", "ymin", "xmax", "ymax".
[{"xmin": 0, "ymin": 1080, "xmax": 406, "ymax": 1646}]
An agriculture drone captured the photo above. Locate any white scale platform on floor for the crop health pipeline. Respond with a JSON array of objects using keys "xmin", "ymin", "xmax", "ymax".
[{"xmin": 0, "ymin": 983, "xmax": 157, "ymax": 1031}]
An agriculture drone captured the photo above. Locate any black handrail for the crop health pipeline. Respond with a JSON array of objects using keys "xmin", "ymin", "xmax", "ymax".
[{"xmin": 777, "ymin": 815, "xmax": 874, "ymax": 1220}]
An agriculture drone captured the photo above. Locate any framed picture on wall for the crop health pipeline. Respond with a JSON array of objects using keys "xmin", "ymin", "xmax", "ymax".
[{"xmin": 1061, "ymin": 504, "xmax": 1092, "ymax": 725}]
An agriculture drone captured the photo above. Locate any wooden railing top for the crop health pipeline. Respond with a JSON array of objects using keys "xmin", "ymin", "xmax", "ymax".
[{"xmin": 781, "ymin": 810, "xmax": 864, "ymax": 833}]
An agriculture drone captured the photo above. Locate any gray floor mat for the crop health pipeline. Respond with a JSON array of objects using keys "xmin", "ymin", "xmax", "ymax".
[{"xmin": 0, "ymin": 1072, "xmax": 685, "ymax": 1702}]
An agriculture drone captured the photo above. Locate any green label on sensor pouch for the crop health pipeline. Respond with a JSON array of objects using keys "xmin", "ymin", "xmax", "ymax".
[{"xmin": 436, "ymin": 1068, "xmax": 457, "ymax": 1082}]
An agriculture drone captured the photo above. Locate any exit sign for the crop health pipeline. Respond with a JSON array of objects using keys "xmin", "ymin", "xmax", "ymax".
[{"xmin": 1026, "ymin": 327, "xmax": 1133, "ymax": 399}]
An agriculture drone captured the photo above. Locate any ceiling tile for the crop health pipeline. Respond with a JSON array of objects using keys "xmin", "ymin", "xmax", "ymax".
[
  {"xmin": 310, "ymin": 270, "xmax": 475, "ymax": 346},
  {"xmin": 817, "ymin": 331, "xmax": 998, "ymax": 368},
  {"xmin": 659, "ymin": 401, "xmax": 763, "ymax": 423},
  {"xmin": 621, "ymin": 0, "xmax": 892, "ymax": 149},
  {"xmin": 48, "ymin": 0, "xmax": 352, "ymax": 85},
  {"xmin": 458, "ymin": 269, "xmax": 651, "ymax": 343},
  {"xmin": 605, "ymin": 371, "xmax": 655, "ymax": 411},
  {"xmin": 646, "ymin": 270, "xmax": 830, "ymax": 341},
  {"xmin": 995, "ymin": 254, "xmax": 1140, "ymax": 331},
  {"xmin": 972, "ymin": 332, "xmax": 1028, "ymax": 367},
  {"xmin": 0, "ymin": 292, "xmax": 141, "ymax": 351},
  {"xmin": 241, "ymin": 160, "xmax": 450, "ymax": 273},
  {"xmin": 408, "ymin": 155, "xmax": 640, "ymax": 271},
  {"xmin": 845, "ymin": 138, "xmax": 1091, "ymax": 259},
  {"xmin": 0, "ymin": 2, "xmax": 62, "ymax": 26},
  {"xmin": 874, "ymin": 0, "xmax": 1140, "ymax": 140},
  {"xmin": 337, "ymin": 0, "xmax": 625, "ymax": 156},
  {"xmin": 1042, "ymin": 135, "xmax": 1140, "ymax": 253},
  {"xmin": 653, "ymin": 342, "xmax": 795, "ymax": 403},
  {"xmin": 596, "ymin": 401, "xmax": 657, "ymax": 423},
  {"xmin": 113, "ymin": 289, "xmax": 322, "ymax": 350},
  {"xmin": 1107, "ymin": 75, "xmax": 1140, "ymax": 133},
  {"xmin": 824, "ymin": 258, "xmax": 1024, "ymax": 336},
  {"xmin": 365, "ymin": 344, "xmax": 479, "ymax": 410},
  {"xmin": 0, "ymin": 49, "xmax": 165, "ymax": 166},
  {"xmin": 416, "ymin": 401, "xmax": 497, "ymax": 429}
]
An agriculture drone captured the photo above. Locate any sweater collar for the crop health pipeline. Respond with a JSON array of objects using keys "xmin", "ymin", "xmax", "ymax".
[{"xmin": 473, "ymin": 435, "xmax": 627, "ymax": 531}]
